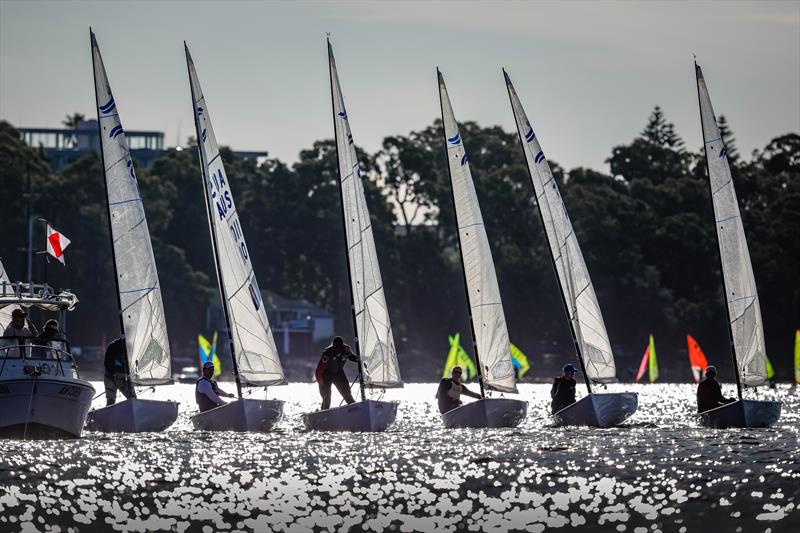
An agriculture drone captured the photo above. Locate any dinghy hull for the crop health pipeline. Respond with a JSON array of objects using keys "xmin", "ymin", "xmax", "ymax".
[
  {"xmin": 441, "ymin": 398, "xmax": 527, "ymax": 429},
  {"xmin": 698, "ymin": 399, "xmax": 781, "ymax": 429},
  {"xmin": 191, "ymin": 398, "xmax": 283, "ymax": 432},
  {"xmin": 553, "ymin": 392, "xmax": 638, "ymax": 427},
  {"xmin": 303, "ymin": 400, "xmax": 398, "ymax": 432},
  {"xmin": 0, "ymin": 376, "xmax": 94, "ymax": 439},
  {"xmin": 85, "ymin": 398, "xmax": 179, "ymax": 433}
]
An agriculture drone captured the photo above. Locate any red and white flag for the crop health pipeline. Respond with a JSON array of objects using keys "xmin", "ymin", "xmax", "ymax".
[{"xmin": 46, "ymin": 225, "xmax": 71, "ymax": 264}]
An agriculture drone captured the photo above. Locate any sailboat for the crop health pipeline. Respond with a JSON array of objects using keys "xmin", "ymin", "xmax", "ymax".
[
  {"xmin": 302, "ymin": 40, "xmax": 401, "ymax": 432},
  {"xmin": 185, "ymin": 43, "xmax": 287, "ymax": 432},
  {"xmin": 694, "ymin": 61, "xmax": 781, "ymax": 428},
  {"xmin": 504, "ymin": 69, "xmax": 638, "ymax": 427},
  {"xmin": 443, "ymin": 333, "xmax": 478, "ymax": 380},
  {"xmin": 84, "ymin": 30, "xmax": 178, "ymax": 433},
  {"xmin": 687, "ymin": 334, "xmax": 709, "ymax": 383},
  {"xmin": 795, "ymin": 329, "xmax": 800, "ymax": 386},
  {"xmin": 635, "ymin": 335, "xmax": 658, "ymax": 383},
  {"xmin": 436, "ymin": 70, "xmax": 528, "ymax": 429}
]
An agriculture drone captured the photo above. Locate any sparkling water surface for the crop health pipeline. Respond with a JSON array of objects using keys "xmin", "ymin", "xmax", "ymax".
[{"xmin": 1, "ymin": 383, "xmax": 798, "ymax": 532}]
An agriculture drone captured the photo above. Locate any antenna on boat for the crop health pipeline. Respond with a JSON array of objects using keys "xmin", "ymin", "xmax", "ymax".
[
  {"xmin": 436, "ymin": 69, "xmax": 487, "ymax": 398},
  {"xmin": 693, "ymin": 60, "xmax": 743, "ymax": 400},
  {"xmin": 327, "ymin": 38, "xmax": 367, "ymax": 402}
]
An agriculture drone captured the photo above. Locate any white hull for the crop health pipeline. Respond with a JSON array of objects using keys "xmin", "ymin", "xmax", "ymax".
[
  {"xmin": 442, "ymin": 398, "xmax": 527, "ymax": 429},
  {"xmin": 303, "ymin": 400, "xmax": 398, "ymax": 432},
  {"xmin": 0, "ymin": 376, "xmax": 94, "ymax": 439},
  {"xmin": 698, "ymin": 399, "xmax": 781, "ymax": 429},
  {"xmin": 85, "ymin": 398, "xmax": 178, "ymax": 433},
  {"xmin": 553, "ymin": 392, "xmax": 638, "ymax": 427},
  {"xmin": 191, "ymin": 398, "xmax": 283, "ymax": 432}
]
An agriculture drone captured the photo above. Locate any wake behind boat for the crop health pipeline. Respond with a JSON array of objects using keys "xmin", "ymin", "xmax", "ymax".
[
  {"xmin": 0, "ymin": 279, "xmax": 94, "ymax": 439},
  {"xmin": 303, "ymin": 40, "xmax": 402, "ymax": 433},
  {"xmin": 435, "ymin": 70, "xmax": 527, "ymax": 429},
  {"xmin": 693, "ymin": 61, "xmax": 780, "ymax": 429},
  {"xmin": 504, "ymin": 70, "xmax": 636, "ymax": 427},
  {"xmin": 185, "ymin": 44, "xmax": 287, "ymax": 433},
  {"xmin": 84, "ymin": 30, "xmax": 178, "ymax": 434}
]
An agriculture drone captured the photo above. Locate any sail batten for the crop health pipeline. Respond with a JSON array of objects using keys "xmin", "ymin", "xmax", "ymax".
[
  {"xmin": 438, "ymin": 71, "xmax": 516, "ymax": 394},
  {"xmin": 504, "ymin": 71, "xmax": 616, "ymax": 384},
  {"xmin": 328, "ymin": 42, "xmax": 402, "ymax": 389},
  {"xmin": 91, "ymin": 32, "xmax": 171, "ymax": 386},
  {"xmin": 185, "ymin": 46, "xmax": 286, "ymax": 387},
  {"xmin": 695, "ymin": 63, "xmax": 768, "ymax": 388}
]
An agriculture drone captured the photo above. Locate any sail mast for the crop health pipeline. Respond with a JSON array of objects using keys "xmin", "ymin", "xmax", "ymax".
[
  {"xmin": 694, "ymin": 60, "xmax": 742, "ymax": 400},
  {"xmin": 436, "ymin": 69, "xmax": 486, "ymax": 398},
  {"xmin": 185, "ymin": 43, "xmax": 243, "ymax": 399},
  {"xmin": 503, "ymin": 69, "xmax": 592, "ymax": 392},
  {"xmin": 90, "ymin": 29, "xmax": 136, "ymax": 395},
  {"xmin": 327, "ymin": 38, "xmax": 366, "ymax": 401}
]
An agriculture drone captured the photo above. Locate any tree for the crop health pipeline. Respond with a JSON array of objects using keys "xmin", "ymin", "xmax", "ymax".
[{"xmin": 62, "ymin": 113, "xmax": 86, "ymax": 129}]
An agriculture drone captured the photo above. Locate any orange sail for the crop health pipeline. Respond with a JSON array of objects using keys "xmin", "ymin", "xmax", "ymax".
[{"xmin": 687, "ymin": 334, "xmax": 709, "ymax": 383}]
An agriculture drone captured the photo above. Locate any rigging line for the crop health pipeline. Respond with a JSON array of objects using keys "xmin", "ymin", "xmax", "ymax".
[{"xmin": 108, "ymin": 197, "xmax": 143, "ymax": 207}]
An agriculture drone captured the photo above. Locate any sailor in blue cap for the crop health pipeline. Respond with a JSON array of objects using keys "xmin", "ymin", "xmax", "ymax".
[{"xmin": 551, "ymin": 363, "xmax": 577, "ymax": 414}]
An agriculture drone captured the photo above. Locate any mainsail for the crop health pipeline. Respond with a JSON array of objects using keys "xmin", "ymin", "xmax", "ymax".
[
  {"xmin": 695, "ymin": 63, "xmax": 768, "ymax": 388},
  {"xmin": 328, "ymin": 41, "xmax": 402, "ymax": 388},
  {"xmin": 186, "ymin": 44, "xmax": 285, "ymax": 387},
  {"xmin": 91, "ymin": 31, "xmax": 171, "ymax": 385},
  {"xmin": 504, "ymin": 70, "xmax": 616, "ymax": 384},
  {"xmin": 438, "ymin": 70, "xmax": 516, "ymax": 393}
]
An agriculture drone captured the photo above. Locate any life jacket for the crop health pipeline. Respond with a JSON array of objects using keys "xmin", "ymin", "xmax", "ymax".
[{"xmin": 195, "ymin": 376, "xmax": 221, "ymax": 412}]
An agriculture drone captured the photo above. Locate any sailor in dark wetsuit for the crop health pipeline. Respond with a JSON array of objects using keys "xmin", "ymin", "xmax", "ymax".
[
  {"xmin": 315, "ymin": 336, "xmax": 358, "ymax": 410},
  {"xmin": 196, "ymin": 361, "xmax": 234, "ymax": 412},
  {"xmin": 696, "ymin": 365, "xmax": 735, "ymax": 412},
  {"xmin": 551, "ymin": 363, "xmax": 577, "ymax": 414},
  {"xmin": 104, "ymin": 337, "xmax": 134, "ymax": 406},
  {"xmin": 435, "ymin": 366, "xmax": 481, "ymax": 414}
]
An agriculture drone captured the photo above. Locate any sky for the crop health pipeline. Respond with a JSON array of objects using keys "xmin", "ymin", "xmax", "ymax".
[{"xmin": 1, "ymin": 0, "xmax": 798, "ymax": 173}]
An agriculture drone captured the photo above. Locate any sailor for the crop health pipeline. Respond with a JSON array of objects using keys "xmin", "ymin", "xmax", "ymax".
[
  {"xmin": 315, "ymin": 336, "xmax": 358, "ymax": 410},
  {"xmin": 196, "ymin": 361, "xmax": 234, "ymax": 412},
  {"xmin": 696, "ymin": 365, "xmax": 735, "ymax": 412},
  {"xmin": 30, "ymin": 319, "xmax": 63, "ymax": 359},
  {"xmin": 103, "ymin": 337, "xmax": 134, "ymax": 406},
  {"xmin": 435, "ymin": 365, "xmax": 481, "ymax": 414},
  {"xmin": 2, "ymin": 308, "xmax": 39, "ymax": 357},
  {"xmin": 550, "ymin": 363, "xmax": 577, "ymax": 414}
]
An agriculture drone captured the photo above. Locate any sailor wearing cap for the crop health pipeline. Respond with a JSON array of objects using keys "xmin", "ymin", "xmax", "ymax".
[
  {"xmin": 2, "ymin": 307, "xmax": 39, "ymax": 357},
  {"xmin": 196, "ymin": 360, "xmax": 235, "ymax": 412},
  {"xmin": 550, "ymin": 363, "xmax": 578, "ymax": 414}
]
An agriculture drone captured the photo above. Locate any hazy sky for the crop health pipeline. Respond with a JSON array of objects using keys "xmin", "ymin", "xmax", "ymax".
[{"xmin": 1, "ymin": 1, "xmax": 798, "ymax": 172}]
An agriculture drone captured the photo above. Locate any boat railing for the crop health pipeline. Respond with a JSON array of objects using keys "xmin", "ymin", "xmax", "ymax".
[
  {"xmin": 0, "ymin": 336, "xmax": 76, "ymax": 377},
  {"xmin": 0, "ymin": 281, "xmax": 78, "ymax": 310}
]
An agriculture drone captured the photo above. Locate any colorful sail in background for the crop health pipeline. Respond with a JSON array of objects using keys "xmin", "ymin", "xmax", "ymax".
[
  {"xmin": 510, "ymin": 343, "xmax": 530, "ymax": 378},
  {"xmin": 795, "ymin": 329, "xmax": 800, "ymax": 385},
  {"xmin": 687, "ymin": 334, "xmax": 709, "ymax": 383},
  {"xmin": 765, "ymin": 355, "xmax": 775, "ymax": 381},
  {"xmin": 443, "ymin": 333, "xmax": 478, "ymax": 381},
  {"xmin": 636, "ymin": 335, "xmax": 658, "ymax": 382},
  {"xmin": 198, "ymin": 332, "xmax": 221, "ymax": 378}
]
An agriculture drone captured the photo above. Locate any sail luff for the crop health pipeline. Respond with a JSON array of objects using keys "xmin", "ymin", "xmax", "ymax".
[
  {"xmin": 328, "ymin": 41, "xmax": 402, "ymax": 389},
  {"xmin": 695, "ymin": 62, "xmax": 767, "ymax": 390},
  {"xmin": 504, "ymin": 70, "xmax": 616, "ymax": 384},
  {"xmin": 185, "ymin": 44, "xmax": 285, "ymax": 389},
  {"xmin": 91, "ymin": 30, "xmax": 171, "ymax": 386},
  {"xmin": 437, "ymin": 70, "xmax": 516, "ymax": 394}
]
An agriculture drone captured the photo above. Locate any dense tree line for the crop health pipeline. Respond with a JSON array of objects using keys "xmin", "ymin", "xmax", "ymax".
[{"xmin": 0, "ymin": 108, "xmax": 797, "ymax": 381}]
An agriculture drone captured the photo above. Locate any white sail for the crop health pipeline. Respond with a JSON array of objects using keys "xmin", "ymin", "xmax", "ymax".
[
  {"xmin": 504, "ymin": 71, "xmax": 616, "ymax": 384},
  {"xmin": 328, "ymin": 41, "xmax": 402, "ymax": 388},
  {"xmin": 696, "ymin": 63, "xmax": 768, "ymax": 387},
  {"xmin": 185, "ymin": 45, "xmax": 285, "ymax": 387},
  {"xmin": 437, "ymin": 70, "xmax": 516, "ymax": 393},
  {"xmin": 0, "ymin": 260, "xmax": 12, "ymax": 328},
  {"xmin": 91, "ymin": 31, "xmax": 171, "ymax": 385}
]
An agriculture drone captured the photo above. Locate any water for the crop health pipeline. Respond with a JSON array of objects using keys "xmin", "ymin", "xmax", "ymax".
[{"xmin": 1, "ymin": 383, "xmax": 798, "ymax": 532}]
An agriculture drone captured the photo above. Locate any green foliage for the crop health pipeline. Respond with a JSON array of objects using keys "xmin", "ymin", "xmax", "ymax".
[{"xmin": 0, "ymin": 116, "xmax": 796, "ymax": 380}]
